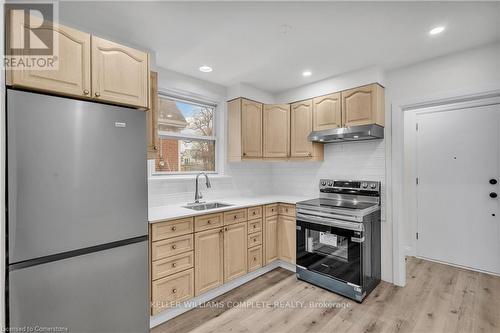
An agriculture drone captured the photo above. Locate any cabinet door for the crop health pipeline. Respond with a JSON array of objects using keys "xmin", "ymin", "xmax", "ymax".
[
  {"xmin": 91, "ymin": 36, "xmax": 149, "ymax": 108},
  {"xmin": 227, "ymin": 99, "xmax": 242, "ymax": 161},
  {"xmin": 241, "ymin": 99, "xmax": 263, "ymax": 157},
  {"xmin": 194, "ymin": 228, "xmax": 224, "ymax": 295},
  {"xmin": 263, "ymin": 104, "xmax": 290, "ymax": 158},
  {"xmin": 147, "ymin": 71, "xmax": 159, "ymax": 159},
  {"xmin": 341, "ymin": 84, "xmax": 385, "ymax": 127},
  {"xmin": 223, "ymin": 222, "xmax": 248, "ymax": 282},
  {"xmin": 7, "ymin": 12, "xmax": 91, "ymax": 98},
  {"xmin": 312, "ymin": 93, "xmax": 341, "ymax": 131},
  {"xmin": 264, "ymin": 216, "xmax": 278, "ymax": 264},
  {"xmin": 278, "ymin": 216, "xmax": 296, "ymax": 264},
  {"xmin": 291, "ymin": 100, "xmax": 314, "ymax": 157}
]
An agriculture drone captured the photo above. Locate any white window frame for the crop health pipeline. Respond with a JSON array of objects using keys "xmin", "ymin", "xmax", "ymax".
[{"xmin": 152, "ymin": 92, "xmax": 219, "ymax": 176}]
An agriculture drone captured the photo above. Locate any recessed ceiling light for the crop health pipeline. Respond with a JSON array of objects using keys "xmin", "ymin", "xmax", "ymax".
[
  {"xmin": 199, "ymin": 65, "xmax": 213, "ymax": 73},
  {"xmin": 429, "ymin": 26, "xmax": 445, "ymax": 35},
  {"xmin": 302, "ymin": 70, "xmax": 312, "ymax": 77}
]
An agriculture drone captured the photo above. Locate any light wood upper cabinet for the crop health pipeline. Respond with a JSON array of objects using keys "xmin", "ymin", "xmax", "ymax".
[
  {"xmin": 278, "ymin": 216, "xmax": 296, "ymax": 264},
  {"xmin": 341, "ymin": 83, "xmax": 385, "ymax": 127},
  {"xmin": 290, "ymin": 100, "xmax": 323, "ymax": 159},
  {"xmin": 241, "ymin": 99, "xmax": 263, "ymax": 158},
  {"xmin": 91, "ymin": 36, "xmax": 149, "ymax": 108},
  {"xmin": 147, "ymin": 71, "xmax": 159, "ymax": 159},
  {"xmin": 263, "ymin": 104, "xmax": 290, "ymax": 158},
  {"xmin": 7, "ymin": 13, "xmax": 91, "ymax": 98},
  {"xmin": 264, "ymin": 216, "xmax": 278, "ymax": 264},
  {"xmin": 194, "ymin": 228, "xmax": 224, "ymax": 296},
  {"xmin": 223, "ymin": 222, "xmax": 248, "ymax": 282},
  {"xmin": 312, "ymin": 93, "xmax": 342, "ymax": 131},
  {"xmin": 227, "ymin": 99, "xmax": 242, "ymax": 162}
]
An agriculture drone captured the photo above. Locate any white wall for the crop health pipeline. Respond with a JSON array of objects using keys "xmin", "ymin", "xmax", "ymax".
[{"xmin": 387, "ymin": 42, "xmax": 500, "ymax": 257}]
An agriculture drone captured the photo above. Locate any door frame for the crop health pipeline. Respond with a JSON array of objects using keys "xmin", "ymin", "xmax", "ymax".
[{"xmin": 390, "ymin": 87, "xmax": 500, "ymax": 287}]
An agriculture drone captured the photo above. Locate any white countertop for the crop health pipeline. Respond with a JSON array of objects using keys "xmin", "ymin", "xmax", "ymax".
[{"xmin": 148, "ymin": 195, "xmax": 309, "ymax": 223}]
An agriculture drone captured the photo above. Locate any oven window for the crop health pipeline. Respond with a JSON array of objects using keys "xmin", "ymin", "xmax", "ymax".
[{"xmin": 305, "ymin": 229, "xmax": 348, "ymax": 262}]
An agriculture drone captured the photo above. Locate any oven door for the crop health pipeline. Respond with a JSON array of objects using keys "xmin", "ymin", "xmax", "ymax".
[{"xmin": 296, "ymin": 214, "xmax": 364, "ymax": 287}]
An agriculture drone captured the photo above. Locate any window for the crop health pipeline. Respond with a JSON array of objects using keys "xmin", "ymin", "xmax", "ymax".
[{"xmin": 155, "ymin": 95, "xmax": 217, "ymax": 174}]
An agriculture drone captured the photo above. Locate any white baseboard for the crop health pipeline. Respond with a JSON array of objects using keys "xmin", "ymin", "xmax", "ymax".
[{"xmin": 150, "ymin": 260, "xmax": 294, "ymax": 328}]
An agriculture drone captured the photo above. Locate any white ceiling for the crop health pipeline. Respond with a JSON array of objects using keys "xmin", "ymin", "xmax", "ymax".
[{"xmin": 60, "ymin": 1, "xmax": 500, "ymax": 94}]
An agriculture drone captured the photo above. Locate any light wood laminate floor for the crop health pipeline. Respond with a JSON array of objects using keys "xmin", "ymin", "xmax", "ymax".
[{"xmin": 151, "ymin": 257, "xmax": 500, "ymax": 333}]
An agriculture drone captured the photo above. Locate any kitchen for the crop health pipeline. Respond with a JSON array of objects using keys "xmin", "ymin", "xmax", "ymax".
[{"xmin": 1, "ymin": 1, "xmax": 499, "ymax": 333}]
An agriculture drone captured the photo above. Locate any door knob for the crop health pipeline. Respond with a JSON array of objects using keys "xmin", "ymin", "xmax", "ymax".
[
  {"xmin": 490, "ymin": 192, "xmax": 498, "ymax": 198},
  {"xmin": 490, "ymin": 179, "xmax": 498, "ymax": 185}
]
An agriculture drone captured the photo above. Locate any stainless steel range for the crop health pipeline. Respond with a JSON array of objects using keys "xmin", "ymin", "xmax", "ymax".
[{"xmin": 296, "ymin": 179, "xmax": 381, "ymax": 302}]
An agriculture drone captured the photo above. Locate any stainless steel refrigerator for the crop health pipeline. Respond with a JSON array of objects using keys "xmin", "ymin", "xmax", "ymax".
[{"xmin": 6, "ymin": 90, "xmax": 149, "ymax": 332}]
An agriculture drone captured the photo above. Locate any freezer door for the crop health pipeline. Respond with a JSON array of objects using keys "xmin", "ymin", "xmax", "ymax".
[
  {"xmin": 7, "ymin": 90, "xmax": 147, "ymax": 263},
  {"xmin": 9, "ymin": 240, "xmax": 149, "ymax": 333}
]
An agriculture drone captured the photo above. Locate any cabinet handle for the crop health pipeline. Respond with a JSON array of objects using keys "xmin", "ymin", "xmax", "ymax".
[
  {"xmin": 308, "ymin": 152, "xmax": 312, "ymax": 157},
  {"xmin": 219, "ymin": 229, "xmax": 223, "ymax": 234},
  {"xmin": 153, "ymin": 146, "xmax": 158, "ymax": 150},
  {"xmin": 172, "ymin": 288, "xmax": 177, "ymax": 294},
  {"xmin": 83, "ymin": 89, "xmax": 89, "ymax": 95},
  {"xmin": 94, "ymin": 92, "xmax": 100, "ymax": 97},
  {"xmin": 253, "ymin": 238, "xmax": 257, "ymax": 242},
  {"xmin": 253, "ymin": 211, "xmax": 256, "ymax": 215},
  {"xmin": 171, "ymin": 226, "xmax": 177, "ymax": 231},
  {"xmin": 225, "ymin": 227, "xmax": 228, "ymax": 231},
  {"xmin": 253, "ymin": 225, "xmax": 256, "ymax": 229},
  {"xmin": 253, "ymin": 257, "xmax": 256, "ymax": 261},
  {"xmin": 286, "ymin": 209, "xmax": 289, "ymax": 213},
  {"xmin": 243, "ymin": 153, "xmax": 247, "ymax": 156},
  {"xmin": 171, "ymin": 244, "xmax": 177, "ymax": 250},
  {"xmin": 172, "ymin": 262, "xmax": 176, "ymax": 268},
  {"xmin": 233, "ymin": 215, "xmax": 237, "ymax": 219},
  {"xmin": 207, "ymin": 220, "xmax": 211, "ymax": 224}
]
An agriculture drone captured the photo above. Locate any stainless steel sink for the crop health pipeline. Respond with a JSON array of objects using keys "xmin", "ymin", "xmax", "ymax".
[{"xmin": 183, "ymin": 202, "xmax": 232, "ymax": 211}]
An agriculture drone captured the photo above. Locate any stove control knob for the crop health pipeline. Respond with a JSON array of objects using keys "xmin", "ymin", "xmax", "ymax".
[
  {"xmin": 370, "ymin": 183, "xmax": 377, "ymax": 189},
  {"xmin": 327, "ymin": 181, "xmax": 333, "ymax": 186},
  {"xmin": 362, "ymin": 182, "xmax": 368, "ymax": 189},
  {"xmin": 321, "ymin": 180, "xmax": 327, "ymax": 186}
]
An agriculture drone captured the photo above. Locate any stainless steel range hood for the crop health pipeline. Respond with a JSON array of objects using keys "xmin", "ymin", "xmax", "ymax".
[{"xmin": 308, "ymin": 124, "xmax": 384, "ymax": 143}]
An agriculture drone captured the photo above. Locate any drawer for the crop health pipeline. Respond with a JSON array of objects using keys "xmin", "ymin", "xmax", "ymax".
[
  {"xmin": 248, "ymin": 219, "xmax": 262, "ymax": 234},
  {"xmin": 224, "ymin": 209, "xmax": 247, "ymax": 225},
  {"xmin": 248, "ymin": 232, "xmax": 262, "ymax": 248},
  {"xmin": 151, "ymin": 217, "xmax": 193, "ymax": 242},
  {"xmin": 194, "ymin": 213, "xmax": 223, "ymax": 232},
  {"xmin": 248, "ymin": 245, "xmax": 262, "ymax": 272},
  {"xmin": 152, "ymin": 251, "xmax": 194, "ymax": 281},
  {"xmin": 279, "ymin": 204, "xmax": 295, "ymax": 217},
  {"xmin": 247, "ymin": 206, "xmax": 263, "ymax": 220},
  {"xmin": 151, "ymin": 234, "xmax": 193, "ymax": 261},
  {"xmin": 151, "ymin": 268, "xmax": 194, "ymax": 315},
  {"xmin": 265, "ymin": 204, "xmax": 278, "ymax": 217}
]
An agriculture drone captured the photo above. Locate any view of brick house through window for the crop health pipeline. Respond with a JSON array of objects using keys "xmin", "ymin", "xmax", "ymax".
[{"xmin": 156, "ymin": 96, "xmax": 216, "ymax": 173}]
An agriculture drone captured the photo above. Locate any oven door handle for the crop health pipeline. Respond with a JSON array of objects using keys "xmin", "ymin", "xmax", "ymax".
[
  {"xmin": 296, "ymin": 213, "xmax": 364, "ymax": 232},
  {"xmin": 296, "ymin": 208, "xmax": 363, "ymax": 222}
]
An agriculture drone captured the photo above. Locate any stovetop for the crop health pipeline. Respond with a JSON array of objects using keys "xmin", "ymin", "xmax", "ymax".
[{"xmin": 297, "ymin": 198, "xmax": 377, "ymax": 211}]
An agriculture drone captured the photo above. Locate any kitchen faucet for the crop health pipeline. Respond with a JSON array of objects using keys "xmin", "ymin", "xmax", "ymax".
[{"xmin": 194, "ymin": 172, "xmax": 211, "ymax": 203}]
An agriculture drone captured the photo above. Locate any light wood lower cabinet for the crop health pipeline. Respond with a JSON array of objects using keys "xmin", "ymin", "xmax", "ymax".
[
  {"xmin": 248, "ymin": 245, "xmax": 263, "ymax": 272},
  {"xmin": 151, "ymin": 268, "xmax": 194, "ymax": 315},
  {"xmin": 194, "ymin": 227, "xmax": 224, "ymax": 296},
  {"xmin": 278, "ymin": 215, "xmax": 296, "ymax": 264},
  {"xmin": 264, "ymin": 215, "xmax": 279, "ymax": 264},
  {"xmin": 150, "ymin": 204, "xmax": 296, "ymax": 315},
  {"xmin": 223, "ymin": 222, "xmax": 248, "ymax": 282}
]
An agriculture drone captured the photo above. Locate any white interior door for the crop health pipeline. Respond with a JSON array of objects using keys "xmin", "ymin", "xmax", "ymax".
[{"xmin": 416, "ymin": 104, "xmax": 500, "ymax": 275}]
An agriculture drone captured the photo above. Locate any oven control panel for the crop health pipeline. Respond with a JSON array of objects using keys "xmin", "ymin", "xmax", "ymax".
[{"xmin": 319, "ymin": 179, "xmax": 380, "ymax": 193}]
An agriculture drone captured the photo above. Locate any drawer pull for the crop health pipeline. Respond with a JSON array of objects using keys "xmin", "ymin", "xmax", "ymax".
[
  {"xmin": 225, "ymin": 227, "xmax": 228, "ymax": 231},
  {"xmin": 253, "ymin": 238, "xmax": 257, "ymax": 242},
  {"xmin": 219, "ymin": 229, "xmax": 223, "ymax": 234},
  {"xmin": 271, "ymin": 209, "xmax": 274, "ymax": 212},
  {"xmin": 253, "ymin": 257, "xmax": 256, "ymax": 261},
  {"xmin": 286, "ymin": 209, "xmax": 289, "ymax": 212},
  {"xmin": 172, "ymin": 288, "xmax": 177, "ymax": 294},
  {"xmin": 233, "ymin": 215, "xmax": 237, "ymax": 219},
  {"xmin": 83, "ymin": 89, "xmax": 89, "ymax": 95},
  {"xmin": 172, "ymin": 262, "xmax": 177, "ymax": 268},
  {"xmin": 253, "ymin": 225, "xmax": 256, "ymax": 229},
  {"xmin": 171, "ymin": 244, "xmax": 177, "ymax": 250},
  {"xmin": 207, "ymin": 220, "xmax": 211, "ymax": 224},
  {"xmin": 171, "ymin": 226, "xmax": 177, "ymax": 231},
  {"xmin": 253, "ymin": 211, "xmax": 256, "ymax": 215}
]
